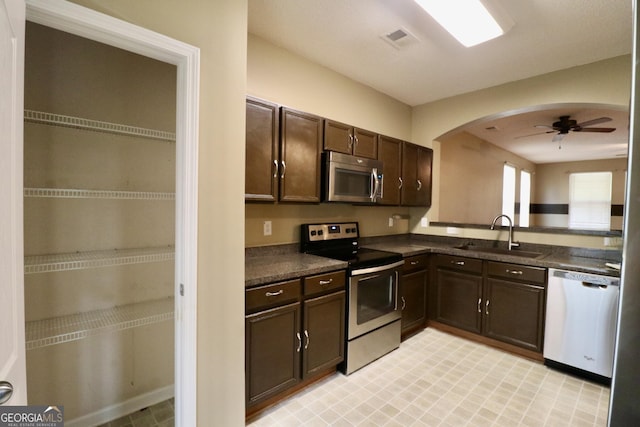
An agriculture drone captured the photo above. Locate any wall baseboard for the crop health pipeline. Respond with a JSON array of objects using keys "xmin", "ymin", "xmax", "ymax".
[{"xmin": 65, "ymin": 385, "xmax": 174, "ymax": 427}]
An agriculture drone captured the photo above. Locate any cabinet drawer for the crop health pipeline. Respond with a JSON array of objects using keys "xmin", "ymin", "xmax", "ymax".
[
  {"xmin": 487, "ymin": 262, "xmax": 546, "ymax": 284},
  {"xmin": 435, "ymin": 254, "xmax": 482, "ymax": 274},
  {"xmin": 403, "ymin": 254, "xmax": 429, "ymax": 273},
  {"xmin": 246, "ymin": 279, "xmax": 301, "ymax": 313},
  {"xmin": 304, "ymin": 270, "xmax": 346, "ymax": 297}
]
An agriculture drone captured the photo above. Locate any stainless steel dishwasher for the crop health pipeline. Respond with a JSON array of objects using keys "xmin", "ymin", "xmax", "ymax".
[{"xmin": 544, "ymin": 268, "xmax": 620, "ymax": 383}]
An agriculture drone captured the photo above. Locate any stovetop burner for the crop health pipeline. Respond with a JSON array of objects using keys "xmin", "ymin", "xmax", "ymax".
[{"xmin": 300, "ymin": 222, "xmax": 402, "ymax": 269}]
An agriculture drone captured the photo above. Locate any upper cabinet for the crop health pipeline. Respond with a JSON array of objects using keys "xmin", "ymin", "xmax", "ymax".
[
  {"xmin": 401, "ymin": 142, "xmax": 433, "ymax": 207},
  {"xmin": 246, "ymin": 96, "xmax": 279, "ymax": 202},
  {"xmin": 324, "ymin": 119, "xmax": 377, "ymax": 159},
  {"xmin": 377, "ymin": 135, "xmax": 402, "ymax": 206},
  {"xmin": 245, "ymin": 98, "xmax": 323, "ymax": 203},
  {"xmin": 280, "ymin": 107, "xmax": 323, "ymax": 203}
]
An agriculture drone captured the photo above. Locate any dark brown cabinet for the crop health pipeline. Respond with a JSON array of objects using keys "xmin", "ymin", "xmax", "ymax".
[
  {"xmin": 434, "ymin": 255, "xmax": 547, "ymax": 353},
  {"xmin": 484, "ymin": 262, "xmax": 546, "ymax": 352},
  {"xmin": 245, "ymin": 96, "xmax": 279, "ymax": 202},
  {"xmin": 401, "ymin": 142, "xmax": 433, "ymax": 207},
  {"xmin": 280, "ymin": 107, "xmax": 324, "ymax": 202},
  {"xmin": 377, "ymin": 135, "xmax": 402, "ymax": 205},
  {"xmin": 245, "ymin": 271, "xmax": 345, "ymax": 409},
  {"xmin": 400, "ymin": 254, "xmax": 429, "ymax": 337},
  {"xmin": 324, "ymin": 119, "xmax": 377, "ymax": 159},
  {"xmin": 435, "ymin": 255, "xmax": 484, "ymax": 333}
]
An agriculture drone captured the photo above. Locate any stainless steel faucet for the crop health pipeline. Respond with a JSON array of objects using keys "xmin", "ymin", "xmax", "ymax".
[{"xmin": 490, "ymin": 214, "xmax": 520, "ymax": 250}]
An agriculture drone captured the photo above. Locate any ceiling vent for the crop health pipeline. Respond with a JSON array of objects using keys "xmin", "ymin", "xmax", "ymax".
[{"xmin": 381, "ymin": 27, "xmax": 419, "ymax": 50}]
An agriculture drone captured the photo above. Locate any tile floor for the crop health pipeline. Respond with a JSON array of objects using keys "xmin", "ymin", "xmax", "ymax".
[
  {"xmin": 248, "ymin": 329, "xmax": 610, "ymax": 426},
  {"xmin": 98, "ymin": 398, "xmax": 174, "ymax": 427}
]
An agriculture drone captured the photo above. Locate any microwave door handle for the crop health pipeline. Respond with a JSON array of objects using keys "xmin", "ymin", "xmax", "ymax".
[{"xmin": 371, "ymin": 168, "xmax": 381, "ymax": 202}]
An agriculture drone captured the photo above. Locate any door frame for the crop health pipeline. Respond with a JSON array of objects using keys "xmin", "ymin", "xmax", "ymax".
[{"xmin": 25, "ymin": 1, "xmax": 199, "ymax": 426}]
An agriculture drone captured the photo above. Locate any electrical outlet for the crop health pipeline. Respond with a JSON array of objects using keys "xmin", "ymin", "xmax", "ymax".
[
  {"xmin": 388, "ymin": 217, "xmax": 394, "ymax": 227},
  {"xmin": 446, "ymin": 227, "xmax": 460, "ymax": 235},
  {"xmin": 263, "ymin": 220, "xmax": 272, "ymax": 236},
  {"xmin": 421, "ymin": 218, "xmax": 429, "ymax": 227}
]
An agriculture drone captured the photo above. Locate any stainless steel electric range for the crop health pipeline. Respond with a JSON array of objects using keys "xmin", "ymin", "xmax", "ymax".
[{"xmin": 301, "ymin": 222, "xmax": 404, "ymax": 374}]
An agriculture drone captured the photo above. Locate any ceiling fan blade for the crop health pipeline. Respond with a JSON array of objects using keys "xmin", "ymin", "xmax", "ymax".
[
  {"xmin": 575, "ymin": 127, "xmax": 616, "ymax": 133},
  {"xmin": 552, "ymin": 133, "xmax": 566, "ymax": 143},
  {"xmin": 515, "ymin": 130, "xmax": 554, "ymax": 139},
  {"xmin": 576, "ymin": 117, "xmax": 612, "ymax": 127}
]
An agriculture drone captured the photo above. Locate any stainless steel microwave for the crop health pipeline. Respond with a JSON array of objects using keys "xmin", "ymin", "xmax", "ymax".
[{"xmin": 324, "ymin": 151, "xmax": 383, "ymax": 203}]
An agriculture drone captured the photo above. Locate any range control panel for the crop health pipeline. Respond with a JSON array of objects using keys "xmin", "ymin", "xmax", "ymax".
[{"xmin": 304, "ymin": 222, "xmax": 359, "ymax": 242}]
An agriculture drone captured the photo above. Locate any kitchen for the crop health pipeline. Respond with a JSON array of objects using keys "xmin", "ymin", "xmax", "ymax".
[{"xmin": 1, "ymin": 0, "xmax": 638, "ymax": 426}]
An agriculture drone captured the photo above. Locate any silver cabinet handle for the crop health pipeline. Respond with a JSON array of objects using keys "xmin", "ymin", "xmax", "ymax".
[
  {"xmin": 319, "ymin": 279, "xmax": 333, "ymax": 285},
  {"xmin": 401, "ymin": 296, "xmax": 406, "ymax": 310},
  {"xmin": 273, "ymin": 160, "xmax": 278, "ymax": 178},
  {"xmin": 485, "ymin": 300, "xmax": 490, "ymax": 315},
  {"xmin": 280, "ymin": 160, "xmax": 286, "ymax": 179},
  {"xmin": 304, "ymin": 330, "xmax": 310, "ymax": 350},
  {"xmin": 398, "ymin": 177, "xmax": 403, "ymax": 189},
  {"xmin": 477, "ymin": 298, "xmax": 482, "ymax": 313},
  {"xmin": 354, "ymin": 135, "xmax": 359, "ymax": 149},
  {"xmin": 452, "ymin": 260, "xmax": 465, "ymax": 266},
  {"xmin": 417, "ymin": 179, "xmax": 422, "ymax": 191},
  {"xmin": 410, "ymin": 261, "xmax": 420, "ymax": 265},
  {"xmin": 348, "ymin": 133, "xmax": 354, "ymax": 149},
  {"xmin": 265, "ymin": 290, "xmax": 283, "ymax": 297},
  {"xmin": 506, "ymin": 269, "xmax": 523, "ymax": 275},
  {"xmin": 296, "ymin": 332, "xmax": 302, "ymax": 352}
]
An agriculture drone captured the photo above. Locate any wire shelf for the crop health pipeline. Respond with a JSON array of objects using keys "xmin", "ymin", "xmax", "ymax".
[
  {"xmin": 24, "ymin": 187, "xmax": 175, "ymax": 200},
  {"xmin": 24, "ymin": 109, "xmax": 176, "ymax": 142},
  {"xmin": 26, "ymin": 298, "xmax": 175, "ymax": 350},
  {"xmin": 25, "ymin": 246, "xmax": 175, "ymax": 274}
]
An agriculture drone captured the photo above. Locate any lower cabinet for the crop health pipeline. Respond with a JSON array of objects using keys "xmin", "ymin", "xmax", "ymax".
[
  {"xmin": 400, "ymin": 254, "xmax": 429, "ymax": 337},
  {"xmin": 434, "ymin": 254, "xmax": 547, "ymax": 353},
  {"xmin": 245, "ymin": 270, "xmax": 346, "ymax": 409}
]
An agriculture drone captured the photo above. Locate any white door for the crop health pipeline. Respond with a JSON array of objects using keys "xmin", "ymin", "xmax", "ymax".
[{"xmin": 0, "ymin": 0, "xmax": 26, "ymax": 406}]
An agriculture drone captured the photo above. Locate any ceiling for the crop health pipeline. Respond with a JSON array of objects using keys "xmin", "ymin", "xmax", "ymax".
[{"xmin": 248, "ymin": 0, "xmax": 633, "ymax": 164}]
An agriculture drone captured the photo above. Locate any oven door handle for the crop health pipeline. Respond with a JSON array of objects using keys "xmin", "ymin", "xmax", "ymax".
[
  {"xmin": 394, "ymin": 270, "xmax": 400, "ymax": 310},
  {"xmin": 350, "ymin": 260, "xmax": 405, "ymax": 276}
]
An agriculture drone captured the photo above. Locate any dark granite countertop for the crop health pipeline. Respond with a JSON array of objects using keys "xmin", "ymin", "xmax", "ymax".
[
  {"xmin": 245, "ymin": 235, "xmax": 621, "ymax": 288},
  {"xmin": 245, "ymin": 252, "xmax": 347, "ymax": 288}
]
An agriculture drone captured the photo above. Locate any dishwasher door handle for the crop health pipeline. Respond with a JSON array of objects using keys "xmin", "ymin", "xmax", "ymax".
[{"xmin": 583, "ymin": 281, "xmax": 609, "ymax": 289}]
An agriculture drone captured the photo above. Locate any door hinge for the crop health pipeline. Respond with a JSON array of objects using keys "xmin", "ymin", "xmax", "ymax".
[{"xmin": 180, "ymin": 283, "xmax": 184, "ymax": 296}]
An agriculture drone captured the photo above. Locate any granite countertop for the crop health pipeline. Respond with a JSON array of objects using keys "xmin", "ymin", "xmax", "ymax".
[
  {"xmin": 245, "ymin": 236, "xmax": 621, "ymax": 288},
  {"xmin": 245, "ymin": 252, "xmax": 347, "ymax": 288}
]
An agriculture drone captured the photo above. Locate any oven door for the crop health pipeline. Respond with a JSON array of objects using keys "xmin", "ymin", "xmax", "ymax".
[{"xmin": 348, "ymin": 260, "xmax": 404, "ymax": 340}]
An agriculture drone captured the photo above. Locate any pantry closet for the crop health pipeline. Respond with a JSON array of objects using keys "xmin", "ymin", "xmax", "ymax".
[{"xmin": 23, "ymin": 22, "xmax": 177, "ymax": 422}]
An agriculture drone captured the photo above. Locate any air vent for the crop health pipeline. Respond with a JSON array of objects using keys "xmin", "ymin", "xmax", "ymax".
[{"xmin": 381, "ymin": 27, "xmax": 419, "ymax": 50}]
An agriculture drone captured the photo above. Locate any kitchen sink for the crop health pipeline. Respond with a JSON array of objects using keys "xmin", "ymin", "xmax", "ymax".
[{"xmin": 453, "ymin": 245, "xmax": 545, "ymax": 259}]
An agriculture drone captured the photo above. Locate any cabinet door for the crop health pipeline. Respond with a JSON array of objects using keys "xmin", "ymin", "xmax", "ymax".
[
  {"xmin": 401, "ymin": 269, "xmax": 427, "ymax": 334},
  {"xmin": 302, "ymin": 291, "xmax": 345, "ymax": 379},
  {"xmin": 324, "ymin": 120, "xmax": 352, "ymax": 155},
  {"xmin": 245, "ymin": 302, "xmax": 301, "ymax": 406},
  {"xmin": 353, "ymin": 128, "xmax": 377, "ymax": 159},
  {"xmin": 484, "ymin": 278, "xmax": 545, "ymax": 352},
  {"xmin": 416, "ymin": 146, "xmax": 433, "ymax": 207},
  {"xmin": 435, "ymin": 269, "xmax": 483, "ymax": 333},
  {"xmin": 377, "ymin": 135, "xmax": 402, "ymax": 205},
  {"xmin": 280, "ymin": 108, "xmax": 323, "ymax": 202},
  {"xmin": 245, "ymin": 97, "xmax": 279, "ymax": 202},
  {"xmin": 401, "ymin": 142, "xmax": 419, "ymax": 205}
]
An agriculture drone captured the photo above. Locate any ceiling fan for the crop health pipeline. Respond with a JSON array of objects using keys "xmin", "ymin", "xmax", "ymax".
[{"xmin": 522, "ymin": 115, "xmax": 616, "ymax": 144}]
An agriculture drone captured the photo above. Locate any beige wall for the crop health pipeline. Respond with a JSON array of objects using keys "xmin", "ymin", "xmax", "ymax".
[
  {"xmin": 68, "ymin": 0, "xmax": 247, "ymax": 425},
  {"xmin": 246, "ymin": 34, "xmax": 414, "ymax": 247},
  {"xmin": 413, "ymin": 55, "xmax": 631, "ymax": 247},
  {"xmin": 439, "ymin": 131, "xmax": 536, "ymax": 224},
  {"xmin": 534, "ymin": 158, "xmax": 627, "ymax": 229}
]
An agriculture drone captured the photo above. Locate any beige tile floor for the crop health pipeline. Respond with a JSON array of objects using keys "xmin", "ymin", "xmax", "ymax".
[{"xmin": 248, "ymin": 328, "xmax": 610, "ymax": 426}]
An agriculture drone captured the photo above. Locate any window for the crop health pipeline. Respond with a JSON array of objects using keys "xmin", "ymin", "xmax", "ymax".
[
  {"xmin": 519, "ymin": 170, "xmax": 531, "ymax": 227},
  {"xmin": 569, "ymin": 172, "xmax": 612, "ymax": 230},
  {"xmin": 501, "ymin": 164, "xmax": 515, "ymax": 225}
]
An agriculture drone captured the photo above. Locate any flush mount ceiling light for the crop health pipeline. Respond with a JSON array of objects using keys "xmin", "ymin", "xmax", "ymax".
[{"xmin": 413, "ymin": 0, "xmax": 512, "ymax": 47}]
